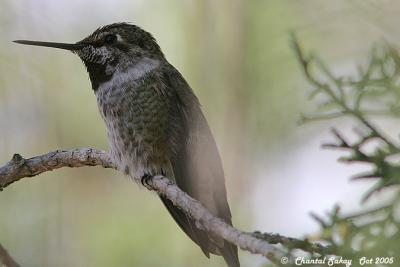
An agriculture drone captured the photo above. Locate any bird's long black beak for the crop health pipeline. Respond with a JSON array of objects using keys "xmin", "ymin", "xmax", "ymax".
[{"xmin": 13, "ymin": 40, "xmax": 85, "ymax": 51}]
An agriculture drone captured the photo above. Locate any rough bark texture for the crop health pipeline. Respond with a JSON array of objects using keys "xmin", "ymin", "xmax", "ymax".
[
  {"xmin": 0, "ymin": 148, "xmax": 114, "ymax": 190},
  {"xmin": 0, "ymin": 148, "xmax": 328, "ymax": 265}
]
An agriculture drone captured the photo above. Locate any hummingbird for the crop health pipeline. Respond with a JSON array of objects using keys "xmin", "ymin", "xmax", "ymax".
[{"xmin": 14, "ymin": 23, "xmax": 240, "ymax": 267}]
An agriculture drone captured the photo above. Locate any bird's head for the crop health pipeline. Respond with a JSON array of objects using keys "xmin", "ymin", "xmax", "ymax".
[{"xmin": 14, "ymin": 23, "xmax": 165, "ymax": 89}]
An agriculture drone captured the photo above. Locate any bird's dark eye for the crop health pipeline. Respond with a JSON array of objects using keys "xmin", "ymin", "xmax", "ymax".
[{"xmin": 104, "ymin": 34, "xmax": 117, "ymax": 44}]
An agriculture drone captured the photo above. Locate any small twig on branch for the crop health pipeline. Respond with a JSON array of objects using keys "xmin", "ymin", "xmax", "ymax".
[
  {"xmin": 0, "ymin": 243, "xmax": 20, "ymax": 267},
  {"xmin": 252, "ymin": 231, "xmax": 334, "ymax": 255}
]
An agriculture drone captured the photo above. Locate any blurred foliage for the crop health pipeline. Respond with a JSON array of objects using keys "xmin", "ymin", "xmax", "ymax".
[{"xmin": 269, "ymin": 37, "xmax": 400, "ymax": 267}]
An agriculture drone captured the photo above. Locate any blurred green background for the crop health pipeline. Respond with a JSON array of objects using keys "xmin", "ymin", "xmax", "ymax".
[{"xmin": 0, "ymin": 1, "xmax": 398, "ymax": 266}]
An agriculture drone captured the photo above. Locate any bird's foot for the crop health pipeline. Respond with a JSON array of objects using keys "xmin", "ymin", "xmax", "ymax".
[{"xmin": 140, "ymin": 174, "xmax": 153, "ymax": 190}]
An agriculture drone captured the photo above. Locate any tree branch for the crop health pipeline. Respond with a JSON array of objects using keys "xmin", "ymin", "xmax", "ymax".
[
  {"xmin": 0, "ymin": 148, "xmax": 329, "ymax": 263},
  {"xmin": 252, "ymin": 232, "xmax": 334, "ymax": 255},
  {"xmin": 0, "ymin": 148, "xmax": 114, "ymax": 190}
]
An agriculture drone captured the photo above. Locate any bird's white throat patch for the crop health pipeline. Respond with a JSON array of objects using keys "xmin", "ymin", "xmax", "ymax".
[{"xmin": 99, "ymin": 57, "xmax": 160, "ymax": 92}]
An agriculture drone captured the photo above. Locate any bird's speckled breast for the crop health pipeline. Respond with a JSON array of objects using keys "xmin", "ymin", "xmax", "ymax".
[{"xmin": 95, "ymin": 67, "xmax": 174, "ymax": 180}]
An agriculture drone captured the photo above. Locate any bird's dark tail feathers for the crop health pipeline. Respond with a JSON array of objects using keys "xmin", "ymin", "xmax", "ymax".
[
  {"xmin": 222, "ymin": 240, "xmax": 240, "ymax": 267},
  {"xmin": 159, "ymin": 195, "xmax": 240, "ymax": 267}
]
